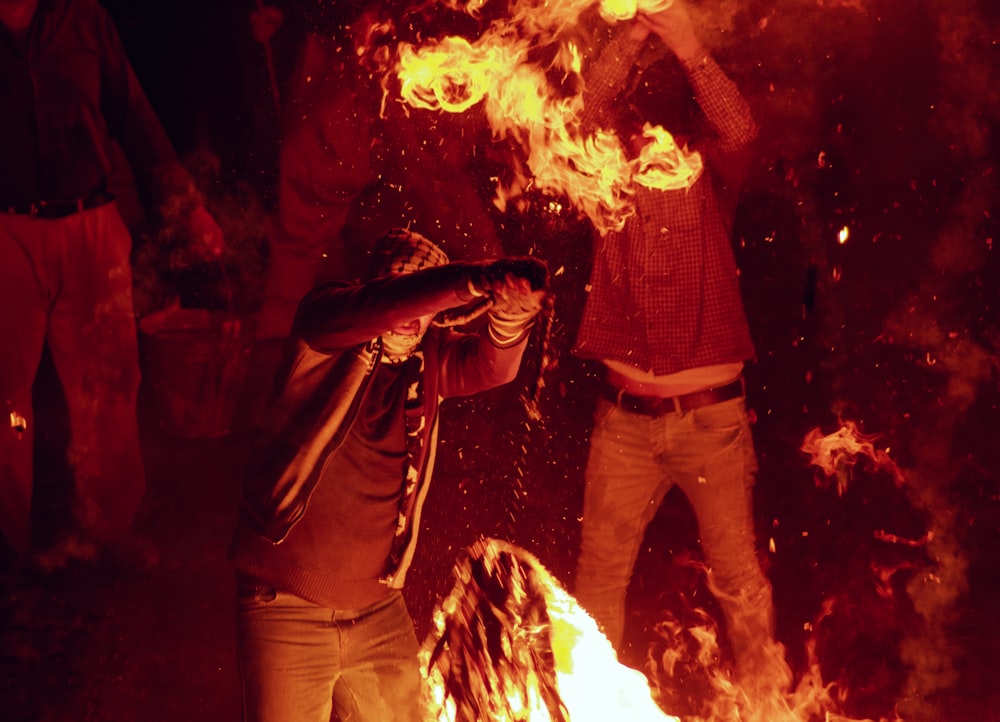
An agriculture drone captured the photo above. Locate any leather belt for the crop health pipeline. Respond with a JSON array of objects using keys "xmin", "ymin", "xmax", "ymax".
[
  {"xmin": 600, "ymin": 376, "xmax": 745, "ymax": 417},
  {"xmin": 5, "ymin": 187, "xmax": 115, "ymax": 220}
]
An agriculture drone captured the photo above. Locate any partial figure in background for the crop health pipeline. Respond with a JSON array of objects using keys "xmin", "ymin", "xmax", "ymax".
[
  {"xmin": 254, "ymin": 1, "xmax": 505, "ymax": 340},
  {"xmin": 0, "ymin": 0, "xmax": 224, "ymax": 566},
  {"xmin": 570, "ymin": 0, "xmax": 793, "ymax": 702},
  {"xmin": 229, "ymin": 228, "xmax": 548, "ymax": 722}
]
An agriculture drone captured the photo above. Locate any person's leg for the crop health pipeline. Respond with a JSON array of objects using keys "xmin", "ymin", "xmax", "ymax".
[
  {"xmin": 668, "ymin": 397, "xmax": 791, "ymax": 691},
  {"xmin": 331, "ymin": 591, "xmax": 422, "ymax": 722},
  {"xmin": 236, "ymin": 579, "xmax": 339, "ymax": 722},
  {"xmin": 574, "ymin": 399, "xmax": 672, "ymax": 649},
  {"xmin": 45, "ymin": 205, "xmax": 145, "ymax": 541},
  {"xmin": 0, "ymin": 217, "xmax": 50, "ymax": 556}
]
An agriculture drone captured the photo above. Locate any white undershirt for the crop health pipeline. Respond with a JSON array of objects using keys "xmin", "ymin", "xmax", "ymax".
[{"xmin": 602, "ymin": 359, "xmax": 743, "ymax": 397}]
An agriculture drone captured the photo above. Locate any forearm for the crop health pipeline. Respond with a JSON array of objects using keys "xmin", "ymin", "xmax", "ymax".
[
  {"xmin": 296, "ymin": 263, "xmax": 484, "ymax": 350},
  {"xmin": 579, "ymin": 29, "xmax": 645, "ymax": 134},
  {"xmin": 681, "ymin": 51, "xmax": 758, "ymax": 153},
  {"xmin": 437, "ymin": 330, "xmax": 529, "ymax": 398},
  {"xmin": 98, "ymin": 1, "xmax": 191, "ymax": 211}
]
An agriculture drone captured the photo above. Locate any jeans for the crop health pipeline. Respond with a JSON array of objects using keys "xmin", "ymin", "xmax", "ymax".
[
  {"xmin": 0, "ymin": 204, "xmax": 145, "ymax": 554},
  {"xmin": 574, "ymin": 395, "xmax": 786, "ymax": 686},
  {"xmin": 236, "ymin": 580, "xmax": 422, "ymax": 722}
]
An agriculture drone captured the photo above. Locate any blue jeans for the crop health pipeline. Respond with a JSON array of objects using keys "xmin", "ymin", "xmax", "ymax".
[
  {"xmin": 574, "ymin": 395, "xmax": 785, "ymax": 685},
  {"xmin": 236, "ymin": 581, "xmax": 422, "ymax": 722}
]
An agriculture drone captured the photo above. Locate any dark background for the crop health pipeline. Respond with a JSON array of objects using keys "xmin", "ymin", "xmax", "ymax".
[{"xmin": 2, "ymin": 1, "xmax": 998, "ymax": 721}]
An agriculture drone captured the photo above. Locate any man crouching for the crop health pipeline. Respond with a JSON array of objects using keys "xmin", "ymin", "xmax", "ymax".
[{"xmin": 228, "ymin": 227, "xmax": 548, "ymax": 722}]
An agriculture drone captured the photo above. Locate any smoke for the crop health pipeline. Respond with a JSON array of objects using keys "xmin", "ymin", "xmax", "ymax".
[
  {"xmin": 683, "ymin": 0, "xmax": 996, "ymax": 717},
  {"xmin": 879, "ymin": 1, "xmax": 996, "ymax": 714}
]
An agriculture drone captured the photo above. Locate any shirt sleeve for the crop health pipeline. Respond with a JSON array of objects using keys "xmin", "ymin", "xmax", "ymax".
[
  {"xmin": 579, "ymin": 29, "xmax": 645, "ymax": 135},
  {"xmin": 681, "ymin": 52, "xmax": 758, "ymax": 155},
  {"xmin": 95, "ymin": 4, "xmax": 195, "ymax": 209},
  {"xmin": 295, "ymin": 263, "xmax": 484, "ymax": 351}
]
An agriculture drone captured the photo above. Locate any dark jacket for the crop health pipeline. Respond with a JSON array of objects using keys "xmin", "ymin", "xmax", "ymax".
[
  {"xmin": 0, "ymin": 0, "xmax": 189, "ymax": 208},
  {"xmin": 235, "ymin": 262, "xmax": 530, "ymax": 589}
]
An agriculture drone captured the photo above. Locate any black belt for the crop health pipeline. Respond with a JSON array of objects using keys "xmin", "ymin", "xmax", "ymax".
[
  {"xmin": 5, "ymin": 187, "xmax": 115, "ymax": 220},
  {"xmin": 600, "ymin": 376, "xmax": 745, "ymax": 417}
]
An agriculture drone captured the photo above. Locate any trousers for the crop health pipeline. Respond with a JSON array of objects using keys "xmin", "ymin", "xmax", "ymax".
[
  {"xmin": 0, "ymin": 203, "xmax": 145, "ymax": 554},
  {"xmin": 236, "ymin": 582, "xmax": 422, "ymax": 722},
  {"xmin": 574, "ymin": 395, "xmax": 786, "ymax": 685}
]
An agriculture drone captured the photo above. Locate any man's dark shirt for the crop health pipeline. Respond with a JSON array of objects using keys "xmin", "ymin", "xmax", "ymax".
[{"xmin": 0, "ymin": 0, "xmax": 183, "ymax": 207}]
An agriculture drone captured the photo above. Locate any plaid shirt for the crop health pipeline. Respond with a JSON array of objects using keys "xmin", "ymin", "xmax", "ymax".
[{"xmin": 573, "ymin": 32, "xmax": 757, "ymax": 376}]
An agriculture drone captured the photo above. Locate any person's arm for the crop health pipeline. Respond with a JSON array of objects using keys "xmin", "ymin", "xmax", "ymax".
[
  {"xmin": 639, "ymin": 2, "xmax": 757, "ymax": 171},
  {"xmin": 297, "ymin": 257, "xmax": 548, "ymax": 391},
  {"xmin": 295, "ymin": 263, "xmax": 485, "ymax": 351},
  {"xmin": 96, "ymin": 5, "xmax": 224, "ymax": 257},
  {"xmin": 579, "ymin": 25, "xmax": 647, "ymax": 136},
  {"xmin": 437, "ymin": 259, "xmax": 549, "ymax": 397}
]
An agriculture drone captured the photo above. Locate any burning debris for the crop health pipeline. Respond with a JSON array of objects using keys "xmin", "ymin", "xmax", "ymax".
[
  {"xmin": 387, "ymin": 0, "xmax": 704, "ymax": 234},
  {"xmin": 422, "ymin": 537, "xmax": 679, "ymax": 721},
  {"xmin": 801, "ymin": 420, "xmax": 906, "ymax": 495},
  {"xmin": 9, "ymin": 409, "xmax": 27, "ymax": 437},
  {"xmin": 422, "ymin": 538, "xmax": 902, "ymax": 722}
]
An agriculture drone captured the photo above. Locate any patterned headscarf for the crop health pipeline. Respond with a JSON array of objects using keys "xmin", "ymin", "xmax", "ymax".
[{"xmin": 369, "ymin": 228, "xmax": 449, "ymax": 279}]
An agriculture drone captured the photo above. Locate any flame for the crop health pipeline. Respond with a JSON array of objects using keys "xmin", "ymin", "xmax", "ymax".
[
  {"xmin": 422, "ymin": 538, "xmax": 679, "ymax": 720},
  {"xmin": 800, "ymin": 420, "xmax": 906, "ymax": 494},
  {"xmin": 426, "ymin": 539, "xmax": 893, "ymax": 722},
  {"xmin": 9, "ymin": 410, "xmax": 27, "ymax": 436},
  {"xmin": 390, "ymin": 0, "xmax": 702, "ymax": 234}
]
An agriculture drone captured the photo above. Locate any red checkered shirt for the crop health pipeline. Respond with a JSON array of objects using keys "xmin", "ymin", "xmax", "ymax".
[{"xmin": 573, "ymin": 31, "xmax": 758, "ymax": 376}]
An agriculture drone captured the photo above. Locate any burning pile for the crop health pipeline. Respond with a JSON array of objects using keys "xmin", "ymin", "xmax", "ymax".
[{"xmin": 422, "ymin": 537, "xmax": 679, "ymax": 721}]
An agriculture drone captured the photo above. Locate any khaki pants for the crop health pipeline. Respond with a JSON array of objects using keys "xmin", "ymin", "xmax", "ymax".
[
  {"xmin": 236, "ymin": 584, "xmax": 421, "ymax": 722},
  {"xmin": 0, "ymin": 202, "xmax": 145, "ymax": 554}
]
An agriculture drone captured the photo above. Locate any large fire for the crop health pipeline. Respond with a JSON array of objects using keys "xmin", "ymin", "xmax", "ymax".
[
  {"xmin": 422, "ymin": 538, "xmax": 681, "ymax": 721},
  {"xmin": 422, "ymin": 539, "xmax": 894, "ymax": 722},
  {"xmin": 389, "ymin": 0, "xmax": 702, "ymax": 234}
]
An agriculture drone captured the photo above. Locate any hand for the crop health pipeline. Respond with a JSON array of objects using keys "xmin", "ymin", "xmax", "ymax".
[
  {"xmin": 250, "ymin": 4, "xmax": 284, "ymax": 44},
  {"xmin": 476, "ymin": 258, "xmax": 549, "ymax": 319},
  {"xmin": 638, "ymin": 0, "xmax": 703, "ymax": 62},
  {"xmin": 478, "ymin": 257, "xmax": 549, "ymax": 294},
  {"xmin": 185, "ymin": 204, "xmax": 225, "ymax": 261},
  {"xmin": 627, "ymin": 17, "xmax": 652, "ymax": 43}
]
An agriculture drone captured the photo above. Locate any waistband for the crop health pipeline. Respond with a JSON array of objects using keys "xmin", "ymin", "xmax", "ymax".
[
  {"xmin": 5, "ymin": 187, "xmax": 115, "ymax": 220},
  {"xmin": 600, "ymin": 375, "xmax": 745, "ymax": 417}
]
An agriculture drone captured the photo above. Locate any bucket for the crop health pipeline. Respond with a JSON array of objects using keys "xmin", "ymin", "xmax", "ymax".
[{"xmin": 139, "ymin": 307, "xmax": 252, "ymax": 439}]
